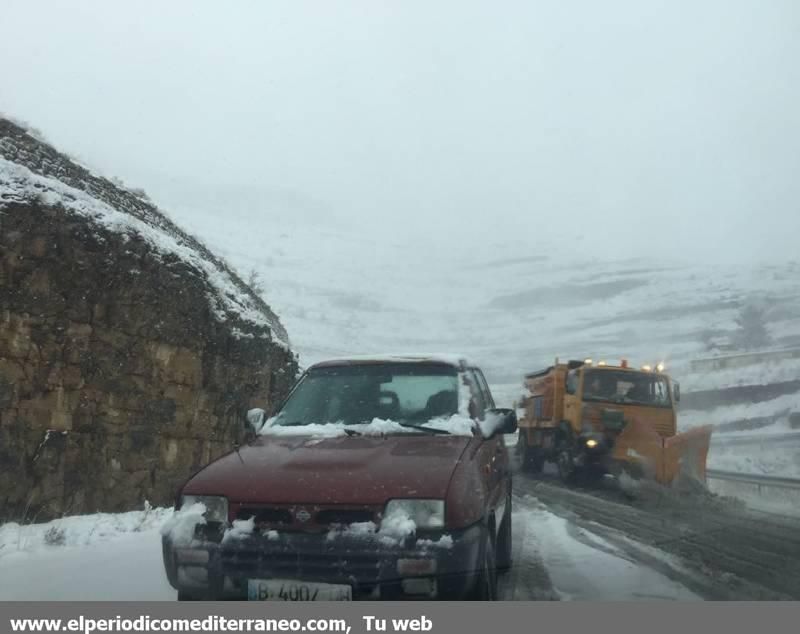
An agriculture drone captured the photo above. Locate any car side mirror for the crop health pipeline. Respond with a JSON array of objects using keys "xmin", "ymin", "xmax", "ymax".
[
  {"xmin": 246, "ymin": 408, "xmax": 267, "ymax": 434},
  {"xmin": 673, "ymin": 382, "xmax": 681, "ymax": 403},
  {"xmin": 484, "ymin": 408, "xmax": 518, "ymax": 436}
]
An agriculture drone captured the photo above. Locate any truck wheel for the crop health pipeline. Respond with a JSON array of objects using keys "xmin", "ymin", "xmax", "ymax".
[
  {"xmin": 496, "ymin": 495, "xmax": 513, "ymax": 573},
  {"xmin": 520, "ymin": 436, "xmax": 544, "ymax": 473},
  {"xmin": 518, "ymin": 435, "xmax": 531, "ymax": 471},
  {"xmin": 557, "ymin": 450, "xmax": 577, "ymax": 483},
  {"xmin": 472, "ymin": 533, "xmax": 498, "ymax": 600},
  {"xmin": 530, "ymin": 449, "xmax": 545, "ymax": 474}
]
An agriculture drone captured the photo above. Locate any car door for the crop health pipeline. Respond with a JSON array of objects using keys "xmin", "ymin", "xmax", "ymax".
[{"xmin": 466, "ymin": 369, "xmax": 507, "ymax": 537}]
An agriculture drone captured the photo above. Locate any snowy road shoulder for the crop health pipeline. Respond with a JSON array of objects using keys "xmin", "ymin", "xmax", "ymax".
[{"xmin": 0, "ymin": 506, "xmax": 175, "ymax": 601}]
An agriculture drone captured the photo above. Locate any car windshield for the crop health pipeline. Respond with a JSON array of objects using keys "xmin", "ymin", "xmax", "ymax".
[
  {"xmin": 272, "ymin": 363, "xmax": 459, "ymax": 427},
  {"xmin": 582, "ymin": 370, "xmax": 671, "ymax": 407}
]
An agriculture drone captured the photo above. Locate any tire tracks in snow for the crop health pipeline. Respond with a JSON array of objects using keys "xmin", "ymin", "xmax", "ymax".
[
  {"xmin": 514, "ymin": 474, "xmax": 800, "ymax": 600},
  {"xmin": 498, "ymin": 502, "xmax": 560, "ymax": 600}
]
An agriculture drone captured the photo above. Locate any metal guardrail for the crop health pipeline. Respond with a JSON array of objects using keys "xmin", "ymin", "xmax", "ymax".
[
  {"xmin": 710, "ymin": 431, "xmax": 800, "ymax": 446},
  {"xmin": 706, "ymin": 468, "xmax": 800, "ymax": 490}
]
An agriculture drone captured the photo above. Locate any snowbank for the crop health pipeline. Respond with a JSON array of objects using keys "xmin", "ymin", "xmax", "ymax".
[
  {"xmin": 707, "ymin": 439, "xmax": 800, "ymax": 479},
  {"xmin": 0, "ymin": 505, "xmax": 175, "ymax": 600},
  {"xmin": 0, "ymin": 503, "xmax": 172, "ymax": 555},
  {"xmin": 682, "ymin": 357, "xmax": 800, "ymax": 392},
  {"xmin": 680, "ymin": 392, "xmax": 800, "ymax": 430}
]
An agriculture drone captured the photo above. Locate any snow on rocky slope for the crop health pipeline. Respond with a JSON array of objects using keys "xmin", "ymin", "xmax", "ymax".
[{"xmin": 0, "ymin": 118, "xmax": 289, "ymax": 347}]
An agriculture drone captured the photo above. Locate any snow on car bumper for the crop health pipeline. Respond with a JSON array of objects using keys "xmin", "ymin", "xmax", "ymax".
[{"xmin": 164, "ymin": 523, "xmax": 484, "ymax": 600}]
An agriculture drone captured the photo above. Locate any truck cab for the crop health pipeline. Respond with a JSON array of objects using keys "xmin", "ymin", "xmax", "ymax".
[{"xmin": 563, "ymin": 363, "xmax": 678, "ymax": 439}]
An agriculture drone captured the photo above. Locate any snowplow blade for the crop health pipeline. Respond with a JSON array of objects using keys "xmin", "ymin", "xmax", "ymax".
[
  {"xmin": 611, "ymin": 421, "xmax": 713, "ymax": 486},
  {"xmin": 660, "ymin": 425, "xmax": 713, "ymax": 485}
]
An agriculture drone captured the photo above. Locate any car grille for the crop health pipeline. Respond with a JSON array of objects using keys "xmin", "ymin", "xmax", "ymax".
[
  {"xmin": 236, "ymin": 507, "xmax": 293, "ymax": 526},
  {"xmin": 220, "ymin": 548, "xmax": 382, "ymax": 581},
  {"xmin": 232, "ymin": 504, "xmax": 379, "ymax": 530},
  {"xmin": 316, "ymin": 509, "xmax": 375, "ymax": 525}
]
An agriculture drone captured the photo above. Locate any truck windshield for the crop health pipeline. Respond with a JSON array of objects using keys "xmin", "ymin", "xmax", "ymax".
[
  {"xmin": 272, "ymin": 363, "xmax": 460, "ymax": 426},
  {"xmin": 582, "ymin": 370, "xmax": 672, "ymax": 408}
]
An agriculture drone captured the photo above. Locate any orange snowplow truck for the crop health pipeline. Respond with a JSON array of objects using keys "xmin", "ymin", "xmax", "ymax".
[{"xmin": 516, "ymin": 359, "xmax": 712, "ymax": 486}]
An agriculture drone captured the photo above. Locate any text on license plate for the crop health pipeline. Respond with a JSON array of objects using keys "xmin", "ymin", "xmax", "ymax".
[{"xmin": 248, "ymin": 579, "xmax": 352, "ymax": 601}]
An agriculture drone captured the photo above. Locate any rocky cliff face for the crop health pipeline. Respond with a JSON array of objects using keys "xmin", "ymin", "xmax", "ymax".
[{"xmin": 0, "ymin": 118, "xmax": 298, "ymax": 521}]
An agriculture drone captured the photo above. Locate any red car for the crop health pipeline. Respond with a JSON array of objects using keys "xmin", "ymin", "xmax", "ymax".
[{"xmin": 162, "ymin": 354, "xmax": 516, "ymax": 601}]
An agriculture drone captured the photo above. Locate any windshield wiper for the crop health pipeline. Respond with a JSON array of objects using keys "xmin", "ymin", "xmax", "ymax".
[{"xmin": 396, "ymin": 422, "xmax": 452, "ymax": 435}]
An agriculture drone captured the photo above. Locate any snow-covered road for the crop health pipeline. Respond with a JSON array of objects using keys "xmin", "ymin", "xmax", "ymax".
[
  {"xmin": 499, "ymin": 503, "xmax": 698, "ymax": 600},
  {"xmin": 0, "ymin": 491, "xmax": 706, "ymax": 602},
  {"xmin": 4, "ymin": 459, "xmax": 800, "ymax": 601}
]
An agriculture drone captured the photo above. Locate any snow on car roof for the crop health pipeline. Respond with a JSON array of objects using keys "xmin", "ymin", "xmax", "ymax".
[{"xmin": 310, "ymin": 352, "xmax": 472, "ymax": 369}]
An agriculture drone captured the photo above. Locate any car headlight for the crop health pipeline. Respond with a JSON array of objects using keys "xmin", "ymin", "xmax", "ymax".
[
  {"xmin": 181, "ymin": 495, "xmax": 229, "ymax": 523},
  {"xmin": 383, "ymin": 499, "xmax": 445, "ymax": 530}
]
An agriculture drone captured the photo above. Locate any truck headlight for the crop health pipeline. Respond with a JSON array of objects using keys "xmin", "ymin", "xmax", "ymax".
[
  {"xmin": 181, "ymin": 495, "xmax": 229, "ymax": 523},
  {"xmin": 383, "ymin": 500, "xmax": 445, "ymax": 530}
]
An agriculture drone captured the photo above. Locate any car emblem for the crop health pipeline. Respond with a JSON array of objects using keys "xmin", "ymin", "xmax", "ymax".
[{"xmin": 295, "ymin": 508, "xmax": 311, "ymax": 523}]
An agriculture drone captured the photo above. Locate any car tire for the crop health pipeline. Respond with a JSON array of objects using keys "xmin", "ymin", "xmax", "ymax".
[
  {"xmin": 496, "ymin": 499, "xmax": 513, "ymax": 573},
  {"xmin": 162, "ymin": 540, "xmax": 179, "ymax": 588},
  {"xmin": 472, "ymin": 531, "xmax": 498, "ymax": 600},
  {"xmin": 177, "ymin": 590, "xmax": 202, "ymax": 601}
]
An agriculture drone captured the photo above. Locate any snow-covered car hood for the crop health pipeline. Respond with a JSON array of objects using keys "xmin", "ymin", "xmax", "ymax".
[{"xmin": 181, "ymin": 433, "xmax": 473, "ymax": 505}]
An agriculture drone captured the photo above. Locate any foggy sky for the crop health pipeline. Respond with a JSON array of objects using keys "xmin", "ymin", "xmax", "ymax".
[{"xmin": 2, "ymin": 0, "xmax": 799, "ymax": 262}]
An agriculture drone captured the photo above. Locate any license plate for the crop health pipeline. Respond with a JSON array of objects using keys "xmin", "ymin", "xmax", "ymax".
[{"xmin": 247, "ymin": 578, "xmax": 352, "ymax": 601}]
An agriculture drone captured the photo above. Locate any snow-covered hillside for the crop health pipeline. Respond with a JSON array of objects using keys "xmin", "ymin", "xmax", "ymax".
[
  {"xmin": 145, "ymin": 185, "xmax": 800, "ymax": 441},
  {"xmin": 140, "ymin": 187, "xmax": 800, "ymax": 483},
  {"xmin": 150, "ymin": 185, "xmax": 800, "ymax": 381}
]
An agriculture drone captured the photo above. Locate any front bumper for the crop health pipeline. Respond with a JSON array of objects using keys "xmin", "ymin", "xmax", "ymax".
[{"xmin": 164, "ymin": 523, "xmax": 485, "ymax": 600}]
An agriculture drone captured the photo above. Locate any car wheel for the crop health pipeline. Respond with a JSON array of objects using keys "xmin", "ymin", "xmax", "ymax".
[
  {"xmin": 162, "ymin": 540, "xmax": 179, "ymax": 588},
  {"xmin": 472, "ymin": 531, "xmax": 498, "ymax": 600},
  {"xmin": 496, "ymin": 499, "xmax": 513, "ymax": 573}
]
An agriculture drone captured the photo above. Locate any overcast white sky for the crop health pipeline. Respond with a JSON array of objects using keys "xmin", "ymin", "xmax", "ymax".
[{"xmin": 2, "ymin": 0, "xmax": 799, "ymax": 262}]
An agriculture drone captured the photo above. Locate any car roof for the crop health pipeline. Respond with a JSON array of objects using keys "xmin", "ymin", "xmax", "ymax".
[{"xmin": 309, "ymin": 352, "xmax": 472, "ymax": 370}]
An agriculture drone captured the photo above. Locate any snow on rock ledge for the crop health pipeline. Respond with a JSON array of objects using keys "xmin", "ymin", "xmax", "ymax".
[{"xmin": 0, "ymin": 120, "xmax": 288, "ymax": 346}]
